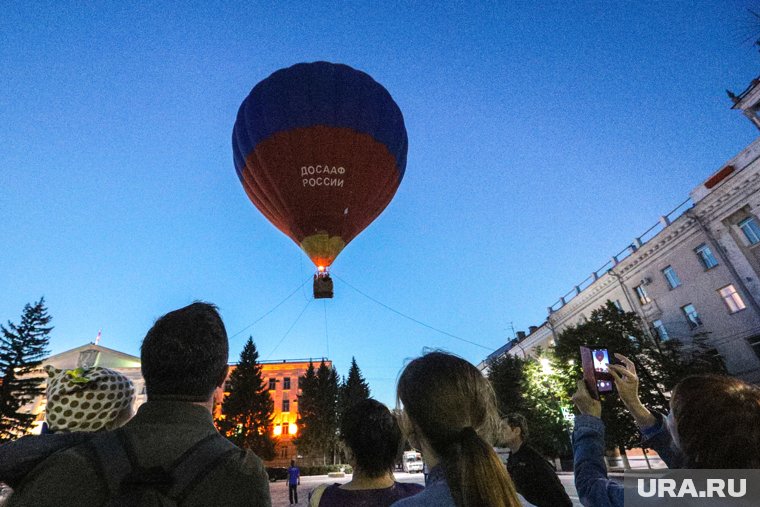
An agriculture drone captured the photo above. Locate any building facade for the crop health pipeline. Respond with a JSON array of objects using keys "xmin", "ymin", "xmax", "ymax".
[
  {"xmin": 213, "ymin": 358, "xmax": 332, "ymax": 467},
  {"xmin": 16, "ymin": 343, "xmax": 147, "ymax": 434},
  {"xmin": 482, "ymin": 78, "xmax": 760, "ymax": 384},
  {"xmin": 16, "ymin": 342, "xmax": 329, "ymax": 466}
]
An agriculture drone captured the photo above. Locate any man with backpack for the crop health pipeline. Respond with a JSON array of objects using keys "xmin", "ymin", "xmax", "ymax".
[{"xmin": 8, "ymin": 302, "xmax": 272, "ymax": 506}]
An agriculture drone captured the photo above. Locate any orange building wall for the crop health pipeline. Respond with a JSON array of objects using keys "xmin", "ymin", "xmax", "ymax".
[{"xmin": 214, "ymin": 359, "xmax": 331, "ymax": 467}]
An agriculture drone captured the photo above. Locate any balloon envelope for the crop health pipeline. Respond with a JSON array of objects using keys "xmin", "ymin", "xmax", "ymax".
[{"xmin": 232, "ymin": 62, "xmax": 408, "ymax": 267}]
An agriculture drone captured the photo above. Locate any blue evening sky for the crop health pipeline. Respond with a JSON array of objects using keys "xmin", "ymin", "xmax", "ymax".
[{"xmin": 2, "ymin": 1, "xmax": 759, "ymax": 405}]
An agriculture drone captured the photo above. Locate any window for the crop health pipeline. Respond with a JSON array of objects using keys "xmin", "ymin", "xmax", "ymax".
[
  {"xmin": 613, "ymin": 300, "xmax": 623, "ymax": 311},
  {"xmin": 681, "ymin": 304, "xmax": 702, "ymax": 329},
  {"xmin": 695, "ymin": 244, "xmax": 719, "ymax": 269},
  {"xmin": 268, "ymin": 378, "xmax": 276, "ymax": 391},
  {"xmin": 283, "ymin": 377, "xmax": 291, "ymax": 390},
  {"xmin": 719, "ymin": 284, "xmax": 746, "ymax": 313},
  {"xmin": 662, "ymin": 266, "xmax": 681, "ymax": 289},
  {"xmin": 739, "ymin": 217, "xmax": 760, "ymax": 245},
  {"xmin": 652, "ymin": 320, "xmax": 669, "ymax": 341},
  {"xmin": 635, "ymin": 285, "xmax": 652, "ymax": 305},
  {"xmin": 748, "ymin": 335, "xmax": 760, "ymax": 360},
  {"xmin": 282, "ymin": 399, "xmax": 290, "ymax": 412}
]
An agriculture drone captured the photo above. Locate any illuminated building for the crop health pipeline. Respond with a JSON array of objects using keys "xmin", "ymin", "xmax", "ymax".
[
  {"xmin": 13, "ymin": 342, "xmax": 329, "ymax": 467},
  {"xmin": 214, "ymin": 358, "xmax": 331, "ymax": 467}
]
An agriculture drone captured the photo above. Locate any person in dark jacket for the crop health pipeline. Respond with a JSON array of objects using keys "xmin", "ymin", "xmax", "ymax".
[
  {"xmin": 7, "ymin": 302, "xmax": 272, "ymax": 507},
  {"xmin": 501, "ymin": 414, "xmax": 572, "ymax": 507}
]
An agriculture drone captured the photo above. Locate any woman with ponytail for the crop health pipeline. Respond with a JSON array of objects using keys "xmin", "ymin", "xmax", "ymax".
[{"xmin": 392, "ymin": 351, "xmax": 531, "ymax": 507}]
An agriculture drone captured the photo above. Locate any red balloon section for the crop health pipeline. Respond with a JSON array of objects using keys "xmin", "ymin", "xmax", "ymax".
[{"xmin": 232, "ymin": 62, "xmax": 408, "ymax": 269}]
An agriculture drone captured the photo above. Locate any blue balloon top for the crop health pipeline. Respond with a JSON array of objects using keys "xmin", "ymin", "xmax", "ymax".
[{"xmin": 233, "ymin": 61, "xmax": 408, "ymax": 179}]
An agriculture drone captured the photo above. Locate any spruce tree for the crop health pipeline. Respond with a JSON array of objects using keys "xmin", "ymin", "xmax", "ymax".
[
  {"xmin": 339, "ymin": 356, "xmax": 370, "ymax": 421},
  {"xmin": 294, "ymin": 360, "xmax": 319, "ymax": 462},
  {"xmin": 316, "ymin": 361, "xmax": 340, "ymax": 465},
  {"xmin": 218, "ymin": 337, "xmax": 275, "ymax": 460},
  {"xmin": 294, "ymin": 359, "xmax": 340, "ymax": 464},
  {"xmin": 342, "ymin": 357, "xmax": 370, "ymax": 406},
  {"xmin": 0, "ymin": 298, "xmax": 52, "ymax": 441}
]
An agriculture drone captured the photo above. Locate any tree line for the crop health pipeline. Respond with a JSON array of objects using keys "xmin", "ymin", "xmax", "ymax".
[
  {"xmin": 217, "ymin": 336, "xmax": 371, "ymax": 464},
  {"xmin": 0, "ymin": 295, "xmax": 374, "ymax": 463}
]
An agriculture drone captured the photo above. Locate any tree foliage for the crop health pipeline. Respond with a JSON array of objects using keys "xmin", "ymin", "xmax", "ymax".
[
  {"xmin": 554, "ymin": 301, "xmax": 726, "ymax": 449},
  {"xmin": 488, "ymin": 351, "xmax": 572, "ymax": 458},
  {"xmin": 217, "ymin": 337, "xmax": 275, "ymax": 460},
  {"xmin": 295, "ymin": 359, "xmax": 340, "ymax": 464},
  {"xmin": 488, "ymin": 353, "xmax": 525, "ymax": 415},
  {"xmin": 339, "ymin": 356, "xmax": 370, "ymax": 418},
  {"xmin": 0, "ymin": 298, "xmax": 52, "ymax": 441}
]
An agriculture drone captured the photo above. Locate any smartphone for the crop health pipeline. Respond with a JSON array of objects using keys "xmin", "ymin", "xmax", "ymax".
[{"xmin": 580, "ymin": 346, "xmax": 615, "ymax": 399}]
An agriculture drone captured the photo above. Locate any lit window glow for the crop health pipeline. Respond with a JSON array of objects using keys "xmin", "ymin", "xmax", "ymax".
[{"xmin": 719, "ymin": 285, "xmax": 746, "ymax": 313}]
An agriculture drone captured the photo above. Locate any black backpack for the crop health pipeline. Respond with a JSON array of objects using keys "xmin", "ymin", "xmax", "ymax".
[{"xmin": 77, "ymin": 428, "xmax": 239, "ymax": 506}]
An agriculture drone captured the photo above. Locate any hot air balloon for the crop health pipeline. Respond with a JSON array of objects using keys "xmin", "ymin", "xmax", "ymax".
[{"xmin": 232, "ymin": 62, "xmax": 408, "ymax": 298}]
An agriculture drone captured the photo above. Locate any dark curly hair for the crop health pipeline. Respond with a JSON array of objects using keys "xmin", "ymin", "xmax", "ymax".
[{"xmin": 340, "ymin": 398, "xmax": 402, "ymax": 477}]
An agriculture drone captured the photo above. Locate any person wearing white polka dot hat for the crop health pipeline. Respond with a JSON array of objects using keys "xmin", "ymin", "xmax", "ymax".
[
  {"xmin": 44, "ymin": 365, "xmax": 135, "ymax": 433},
  {"xmin": 0, "ymin": 367, "xmax": 135, "ymax": 495}
]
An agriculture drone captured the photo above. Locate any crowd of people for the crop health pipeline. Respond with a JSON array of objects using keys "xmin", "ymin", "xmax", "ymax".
[{"xmin": 1, "ymin": 301, "xmax": 759, "ymax": 507}]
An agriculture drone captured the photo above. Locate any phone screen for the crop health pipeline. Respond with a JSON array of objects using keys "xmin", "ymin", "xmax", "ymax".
[{"xmin": 592, "ymin": 348, "xmax": 611, "ymax": 373}]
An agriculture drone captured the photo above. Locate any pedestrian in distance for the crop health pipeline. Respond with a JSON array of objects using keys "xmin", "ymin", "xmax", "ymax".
[
  {"xmin": 571, "ymin": 353, "xmax": 760, "ymax": 507},
  {"xmin": 308, "ymin": 398, "xmax": 424, "ymax": 506},
  {"xmin": 6, "ymin": 301, "xmax": 272, "ymax": 507},
  {"xmin": 501, "ymin": 413, "xmax": 572, "ymax": 507},
  {"xmin": 289, "ymin": 459, "xmax": 300, "ymax": 505},
  {"xmin": 391, "ymin": 351, "xmax": 529, "ymax": 507}
]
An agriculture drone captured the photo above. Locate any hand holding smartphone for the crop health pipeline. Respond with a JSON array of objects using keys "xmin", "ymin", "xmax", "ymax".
[{"xmin": 580, "ymin": 346, "xmax": 616, "ymax": 400}]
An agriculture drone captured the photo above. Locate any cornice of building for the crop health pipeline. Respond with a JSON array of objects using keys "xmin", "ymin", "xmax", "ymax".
[
  {"xmin": 550, "ymin": 273, "xmax": 618, "ymax": 324},
  {"xmin": 45, "ymin": 343, "xmax": 141, "ymax": 364},
  {"xmin": 693, "ymin": 165, "xmax": 760, "ymax": 223},
  {"xmin": 614, "ymin": 216, "xmax": 701, "ymax": 278},
  {"xmin": 731, "ymin": 77, "xmax": 760, "ymax": 111}
]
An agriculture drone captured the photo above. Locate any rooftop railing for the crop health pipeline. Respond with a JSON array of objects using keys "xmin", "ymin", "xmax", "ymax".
[{"xmin": 548, "ymin": 196, "xmax": 693, "ymax": 314}]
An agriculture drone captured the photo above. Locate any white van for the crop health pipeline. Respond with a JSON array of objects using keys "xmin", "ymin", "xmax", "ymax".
[{"xmin": 402, "ymin": 450, "xmax": 424, "ymax": 473}]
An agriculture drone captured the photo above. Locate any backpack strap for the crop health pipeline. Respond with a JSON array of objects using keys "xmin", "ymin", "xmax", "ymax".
[
  {"xmin": 77, "ymin": 428, "xmax": 134, "ymax": 497},
  {"xmin": 165, "ymin": 433, "xmax": 241, "ymax": 503},
  {"xmin": 75, "ymin": 429, "xmax": 241, "ymax": 506}
]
